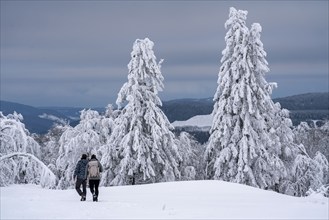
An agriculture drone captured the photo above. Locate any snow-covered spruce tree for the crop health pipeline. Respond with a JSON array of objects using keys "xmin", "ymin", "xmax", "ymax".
[
  {"xmin": 248, "ymin": 19, "xmax": 329, "ymax": 198},
  {"xmin": 205, "ymin": 8, "xmax": 295, "ymax": 191},
  {"xmin": 0, "ymin": 112, "xmax": 41, "ymax": 156},
  {"xmin": 101, "ymin": 38, "xmax": 181, "ymax": 186},
  {"xmin": 35, "ymin": 124, "xmax": 68, "ymax": 176},
  {"xmin": 56, "ymin": 109, "xmax": 113, "ymax": 189},
  {"xmin": 277, "ymin": 119, "xmax": 329, "ymax": 196},
  {"xmin": 0, "ymin": 112, "xmax": 56, "ymax": 188},
  {"xmin": 294, "ymin": 121, "xmax": 329, "ymax": 161},
  {"xmin": 176, "ymin": 132, "xmax": 205, "ymax": 180},
  {"xmin": 288, "ymin": 151, "xmax": 329, "ymax": 196},
  {"xmin": 99, "ymin": 104, "xmax": 116, "ymax": 147},
  {"xmin": 0, "ymin": 152, "xmax": 57, "ymax": 188}
]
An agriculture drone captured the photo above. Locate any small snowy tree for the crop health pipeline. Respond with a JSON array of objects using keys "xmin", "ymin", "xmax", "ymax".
[
  {"xmin": 205, "ymin": 8, "xmax": 298, "ymax": 191},
  {"xmin": 177, "ymin": 132, "xmax": 205, "ymax": 180},
  {"xmin": 294, "ymin": 121, "xmax": 329, "ymax": 161},
  {"xmin": 35, "ymin": 124, "xmax": 68, "ymax": 175},
  {"xmin": 0, "ymin": 152, "xmax": 56, "ymax": 188},
  {"xmin": 0, "ymin": 112, "xmax": 56, "ymax": 188},
  {"xmin": 287, "ymin": 151, "xmax": 329, "ymax": 196},
  {"xmin": 0, "ymin": 112, "xmax": 41, "ymax": 156},
  {"xmin": 101, "ymin": 38, "xmax": 181, "ymax": 186},
  {"xmin": 313, "ymin": 151, "xmax": 329, "ymax": 184},
  {"xmin": 56, "ymin": 109, "xmax": 113, "ymax": 189}
]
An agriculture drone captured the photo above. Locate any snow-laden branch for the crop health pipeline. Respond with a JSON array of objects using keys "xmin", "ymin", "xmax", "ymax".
[{"xmin": 0, "ymin": 152, "xmax": 57, "ymax": 188}]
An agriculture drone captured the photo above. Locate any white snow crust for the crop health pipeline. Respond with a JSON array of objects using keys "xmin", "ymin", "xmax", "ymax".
[{"xmin": 1, "ymin": 180, "xmax": 328, "ymax": 219}]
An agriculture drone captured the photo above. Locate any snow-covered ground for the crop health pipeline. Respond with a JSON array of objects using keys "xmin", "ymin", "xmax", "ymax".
[
  {"xmin": 172, "ymin": 114, "xmax": 212, "ymax": 128},
  {"xmin": 1, "ymin": 180, "xmax": 328, "ymax": 219}
]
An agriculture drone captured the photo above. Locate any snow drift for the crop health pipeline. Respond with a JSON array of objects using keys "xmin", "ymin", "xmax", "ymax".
[{"xmin": 1, "ymin": 180, "xmax": 328, "ymax": 219}]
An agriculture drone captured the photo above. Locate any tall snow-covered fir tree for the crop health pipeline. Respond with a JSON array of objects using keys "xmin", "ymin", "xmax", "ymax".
[
  {"xmin": 205, "ymin": 7, "xmax": 298, "ymax": 191},
  {"xmin": 101, "ymin": 38, "xmax": 181, "ymax": 186}
]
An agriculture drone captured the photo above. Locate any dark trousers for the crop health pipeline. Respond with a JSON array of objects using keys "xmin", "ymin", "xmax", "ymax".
[
  {"xmin": 75, "ymin": 178, "xmax": 86, "ymax": 197},
  {"xmin": 89, "ymin": 179, "xmax": 100, "ymax": 196}
]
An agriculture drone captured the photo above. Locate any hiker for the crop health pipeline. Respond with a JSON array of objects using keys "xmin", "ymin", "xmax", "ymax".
[
  {"xmin": 73, "ymin": 154, "xmax": 88, "ymax": 201},
  {"xmin": 87, "ymin": 154, "xmax": 103, "ymax": 202}
]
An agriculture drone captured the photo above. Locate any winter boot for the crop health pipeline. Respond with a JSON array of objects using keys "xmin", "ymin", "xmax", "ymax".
[
  {"xmin": 93, "ymin": 194, "xmax": 97, "ymax": 202},
  {"xmin": 81, "ymin": 195, "xmax": 86, "ymax": 201}
]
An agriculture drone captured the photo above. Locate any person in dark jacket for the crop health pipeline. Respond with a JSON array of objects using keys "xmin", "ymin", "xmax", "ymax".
[
  {"xmin": 87, "ymin": 154, "xmax": 103, "ymax": 202},
  {"xmin": 74, "ymin": 154, "xmax": 88, "ymax": 201}
]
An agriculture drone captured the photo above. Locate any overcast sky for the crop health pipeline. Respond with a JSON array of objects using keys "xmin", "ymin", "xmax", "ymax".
[{"xmin": 1, "ymin": 1, "xmax": 328, "ymax": 107}]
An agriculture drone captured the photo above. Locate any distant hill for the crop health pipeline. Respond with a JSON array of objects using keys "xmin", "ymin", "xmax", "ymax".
[
  {"xmin": 0, "ymin": 101, "xmax": 73, "ymax": 134},
  {"xmin": 273, "ymin": 92, "xmax": 328, "ymax": 110},
  {"xmin": 272, "ymin": 92, "xmax": 329, "ymax": 125},
  {"xmin": 162, "ymin": 92, "xmax": 329, "ymax": 124},
  {"xmin": 161, "ymin": 98, "xmax": 213, "ymax": 122},
  {"xmin": 1, "ymin": 92, "xmax": 328, "ymax": 134}
]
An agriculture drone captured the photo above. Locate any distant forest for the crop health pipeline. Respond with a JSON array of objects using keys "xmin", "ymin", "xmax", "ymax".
[
  {"xmin": 162, "ymin": 92, "xmax": 329, "ymax": 125},
  {"xmin": 0, "ymin": 92, "xmax": 328, "ymax": 135}
]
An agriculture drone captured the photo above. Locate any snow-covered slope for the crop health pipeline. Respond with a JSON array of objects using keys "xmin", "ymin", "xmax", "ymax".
[
  {"xmin": 172, "ymin": 114, "xmax": 212, "ymax": 128},
  {"xmin": 1, "ymin": 180, "xmax": 327, "ymax": 219}
]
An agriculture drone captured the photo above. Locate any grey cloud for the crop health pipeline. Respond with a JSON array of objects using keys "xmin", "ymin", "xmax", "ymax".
[
  {"xmin": 1, "ymin": 1, "xmax": 328, "ymax": 107},
  {"xmin": 161, "ymin": 80, "xmax": 217, "ymax": 102},
  {"xmin": 1, "ymin": 78, "xmax": 121, "ymax": 107}
]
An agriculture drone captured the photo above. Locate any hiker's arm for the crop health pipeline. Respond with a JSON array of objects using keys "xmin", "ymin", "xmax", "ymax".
[
  {"xmin": 85, "ymin": 163, "xmax": 89, "ymax": 179},
  {"xmin": 99, "ymin": 161, "xmax": 103, "ymax": 172},
  {"xmin": 73, "ymin": 162, "xmax": 79, "ymax": 179}
]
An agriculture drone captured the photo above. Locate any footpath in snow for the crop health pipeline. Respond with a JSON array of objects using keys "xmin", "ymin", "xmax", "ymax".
[{"xmin": 1, "ymin": 180, "xmax": 328, "ymax": 219}]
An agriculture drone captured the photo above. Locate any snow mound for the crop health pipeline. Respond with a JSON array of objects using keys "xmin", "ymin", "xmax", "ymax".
[
  {"xmin": 1, "ymin": 180, "xmax": 328, "ymax": 219},
  {"xmin": 172, "ymin": 114, "xmax": 212, "ymax": 128}
]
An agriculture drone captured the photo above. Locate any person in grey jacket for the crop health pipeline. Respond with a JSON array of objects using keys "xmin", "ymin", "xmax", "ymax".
[
  {"xmin": 74, "ymin": 154, "xmax": 88, "ymax": 201},
  {"xmin": 87, "ymin": 154, "xmax": 103, "ymax": 202}
]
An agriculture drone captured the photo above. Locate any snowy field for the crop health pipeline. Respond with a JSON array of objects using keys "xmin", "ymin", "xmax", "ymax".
[{"xmin": 1, "ymin": 180, "xmax": 328, "ymax": 219}]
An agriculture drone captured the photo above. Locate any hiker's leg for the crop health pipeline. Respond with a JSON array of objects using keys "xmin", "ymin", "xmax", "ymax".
[
  {"xmin": 75, "ymin": 179, "xmax": 83, "ymax": 196},
  {"xmin": 95, "ymin": 180, "xmax": 100, "ymax": 196},
  {"xmin": 89, "ymin": 180, "xmax": 95, "ymax": 195},
  {"xmin": 82, "ymin": 179, "xmax": 87, "ymax": 197}
]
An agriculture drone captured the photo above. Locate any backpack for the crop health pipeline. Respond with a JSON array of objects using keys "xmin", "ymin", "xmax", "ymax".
[{"xmin": 88, "ymin": 160, "xmax": 100, "ymax": 179}]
